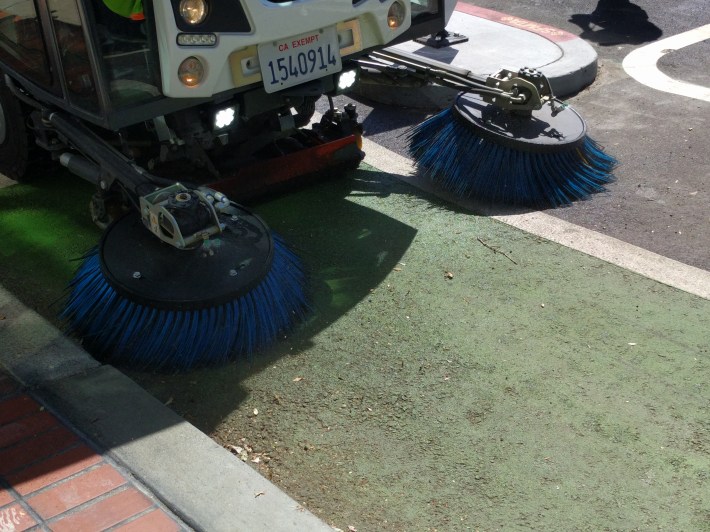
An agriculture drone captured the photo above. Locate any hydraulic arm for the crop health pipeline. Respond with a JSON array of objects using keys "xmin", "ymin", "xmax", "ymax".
[{"xmin": 358, "ymin": 48, "xmax": 557, "ymax": 114}]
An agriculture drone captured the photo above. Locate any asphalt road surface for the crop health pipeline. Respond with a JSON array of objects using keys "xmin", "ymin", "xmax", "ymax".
[{"xmin": 325, "ymin": 0, "xmax": 710, "ymax": 271}]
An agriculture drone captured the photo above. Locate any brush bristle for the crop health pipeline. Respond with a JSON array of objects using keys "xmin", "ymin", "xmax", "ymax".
[
  {"xmin": 408, "ymin": 108, "xmax": 617, "ymax": 207},
  {"xmin": 61, "ymin": 235, "xmax": 309, "ymax": 371}
]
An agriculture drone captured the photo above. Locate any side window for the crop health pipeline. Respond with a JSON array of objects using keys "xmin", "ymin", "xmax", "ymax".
[
  {"xmin": 0, "ymin": 0, "xmax": 52, "ymax": 85},
  {"xmin": 47, "ymin": 0, "xmax": 99, "ymax": 111},
  {"xmin": 93, "ymin": 0, "xmax": 161, "ymax": 107}
]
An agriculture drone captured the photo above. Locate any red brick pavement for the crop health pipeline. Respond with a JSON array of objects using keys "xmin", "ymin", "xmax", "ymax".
[{"xmin": 0, "ymin": 372, "xmax": 187, "ymax": 531}]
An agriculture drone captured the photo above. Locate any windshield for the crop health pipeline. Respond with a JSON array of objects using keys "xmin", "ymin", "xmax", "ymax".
[{"xmin": 411, "ymin": 0, "xmax": 439, "ymax": 18}]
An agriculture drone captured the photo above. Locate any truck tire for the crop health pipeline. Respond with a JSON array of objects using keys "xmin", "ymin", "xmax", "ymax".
[{"xmin": 0, "ymin": 77, "xmax": 30, "ymax": 181}]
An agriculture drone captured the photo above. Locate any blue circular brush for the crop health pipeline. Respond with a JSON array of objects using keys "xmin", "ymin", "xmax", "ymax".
[
  {"xmin": 408, "ymin": 93, "xmax": 617, "ymax": 207},
  {"xmin": 61, "ymin": 207, "xmax": 309, "ymax": 371}
]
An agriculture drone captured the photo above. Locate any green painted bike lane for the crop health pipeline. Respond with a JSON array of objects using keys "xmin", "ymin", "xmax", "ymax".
[
  {"xmin": 1, "ymin": 164, "xmax": 708, "ymax": 530},
  {"xmin": 131, "ymin": 164, "xmax": 709, "ymax": 531}
]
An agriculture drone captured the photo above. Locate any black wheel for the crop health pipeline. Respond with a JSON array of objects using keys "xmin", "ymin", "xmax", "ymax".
[
  {"xmin": 0, "ymin": 76, "xmax": 30, "ymax": 181},
  {"xmin": 293, "ymin": 96, "xmax": 317, "ymax": 128}
]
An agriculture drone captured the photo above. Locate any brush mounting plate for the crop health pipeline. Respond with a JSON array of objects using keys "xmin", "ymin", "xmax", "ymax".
[
  {"xmin": 100, "ymin": 204, "xmax": 274, "ymax": 310},
  {"xmin": 454, "ymin": 93, "xmax": 587, "ymax": 153}
]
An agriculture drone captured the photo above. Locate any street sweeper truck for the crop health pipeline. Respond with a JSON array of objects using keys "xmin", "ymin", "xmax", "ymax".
[{"xmin": 0, "ymin": 0, "xmax": 615, "ymax": 370}]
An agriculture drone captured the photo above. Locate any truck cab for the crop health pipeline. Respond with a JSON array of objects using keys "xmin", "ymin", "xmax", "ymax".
[
  {"xmin": 0, "ymin": 0, "xmax": 452, "ymax": 208},
  {"xmin": 0, "ymin": 0, "xmax": 450, "ymax": 129}
]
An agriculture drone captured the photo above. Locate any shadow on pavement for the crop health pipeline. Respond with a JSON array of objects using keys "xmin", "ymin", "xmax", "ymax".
[
  {"xmin": 0, "ymin": 170, "xmax": 101, "ymax": 315},
  {"xmin": 0, "ymin": 165, "xmax": 420, "ymax": 438},
  {"xmin": 125, "ymin": 168, "xmax": 421, "ymax": 433},
  {"xmin": 569, "ymin": 0, "xmax": 662, "ymax": 46}
]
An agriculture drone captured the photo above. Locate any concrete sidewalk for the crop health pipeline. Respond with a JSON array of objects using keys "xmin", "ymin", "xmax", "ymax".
[
  {"xmin": 0, "ymin": 372, "xmax": 187, "ymax": 531},
  {"xmin": 0, "ymin": 285, "xmax": 332, "ymax": 532},
  {"xmin": 0, "ymin": 7, "xmax": 607, "ymax": 532}
]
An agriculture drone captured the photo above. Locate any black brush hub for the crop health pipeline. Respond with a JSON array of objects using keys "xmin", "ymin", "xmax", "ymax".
[
  {"xmin": 99, "ymin": 205, "xmax": 274, "ymax": 310},
  {"xmin": 453, "ymin": 93, "xmax": 587, "ymax": 153},
  {"xmin": 164, "ymin": 191, "xmax": 213, "ymax": 237}
]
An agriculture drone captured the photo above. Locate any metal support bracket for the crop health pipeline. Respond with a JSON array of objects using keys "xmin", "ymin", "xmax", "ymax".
[
  {"xmin": 358, "ymin": 50, "xmax": 555, "ymax": 112},
  {"xmin": 139, "ymin": 183, "xmax": 227, "ymax": 249},
  {"xmin": 414, "ymin": 29, "xmax": 469, "ymax": 49}
]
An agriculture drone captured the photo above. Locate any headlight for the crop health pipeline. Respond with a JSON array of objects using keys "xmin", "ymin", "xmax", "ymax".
[
  {"xmin": 387, "ymin": 1, "xmax": 406, "ymax": 29},
  {"xmin": 214, "ymin": 107, "xmax": 236, "ymax": 129},
  {"xmin": 180, "ymin": 0, "xmax": 208, "ymax": 25},
  {"xmin": 178, "ymin": 56, "xmax": 205, "ymax": 87},
  {"xmin": 336, "ymin": 69, "xmax": 359, "ymax": 92}
]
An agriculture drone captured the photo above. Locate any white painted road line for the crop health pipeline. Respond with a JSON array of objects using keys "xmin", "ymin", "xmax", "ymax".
[
  {"xmin": 623, "ymin": 24, "xmax": 710, "ymax": 102},
  {"xmin": 361, "ymin": 137, "xmax": 710, "ymax": 300}
]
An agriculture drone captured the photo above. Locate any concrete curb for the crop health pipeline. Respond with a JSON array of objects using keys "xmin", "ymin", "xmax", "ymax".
[
  {"xmin": 452, "ymin": 4, "xmax": 598, "ymax": 96},
  {"xmin": 542, "ymin": 36, "xmax": 598, "ymax": 97},
  {"xmin": 0, "ymin": 285, "xmax": 333, "ymax": 532}
]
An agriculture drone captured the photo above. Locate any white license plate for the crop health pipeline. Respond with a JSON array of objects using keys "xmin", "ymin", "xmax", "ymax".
[{"xmin": 258, "ymin": 26, "xmax": 342, "ymax": 93}]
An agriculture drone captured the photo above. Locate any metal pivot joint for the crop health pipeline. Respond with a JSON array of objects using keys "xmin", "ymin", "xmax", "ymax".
[
  {"xmin": 482, "ymin": 68, "xmax": 554, "ymax": 115},
  {"xmin": 139, "ymin": 184, "xmax": 230, "ymax": 250}
]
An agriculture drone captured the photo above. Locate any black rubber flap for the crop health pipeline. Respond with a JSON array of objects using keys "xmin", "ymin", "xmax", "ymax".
[
  {"xmin": 453, "ymin": 93, "xmax": 587, "ymax": 153},
  {"xmin": 99, "ymin": 206, "xmax": 274, "ymax": 310}
]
